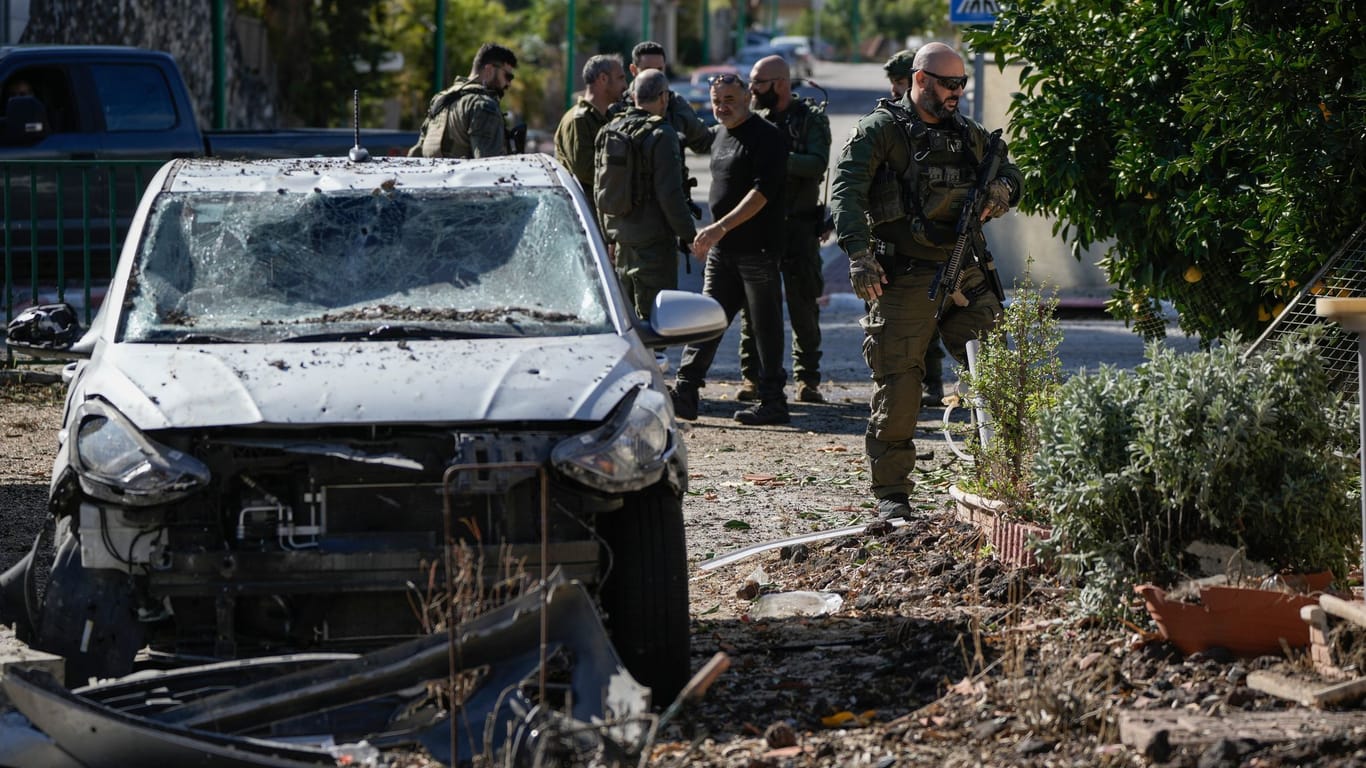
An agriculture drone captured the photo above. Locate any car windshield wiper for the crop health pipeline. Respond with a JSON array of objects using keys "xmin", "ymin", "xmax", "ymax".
[{"xmin": 277, "ymin": 325, "xmax": 500, "ymax": 343}]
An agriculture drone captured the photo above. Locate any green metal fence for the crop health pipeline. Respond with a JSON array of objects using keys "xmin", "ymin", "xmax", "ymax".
[{"xmin": 3, "ymin": 158, "xmax": 164, "ymax": 340}]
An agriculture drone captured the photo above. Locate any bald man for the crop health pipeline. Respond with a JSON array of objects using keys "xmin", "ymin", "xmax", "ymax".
[
  {"xmin": 829, "ymin": 42, "xmax": 1024, "ymax": 520},
  {"xmin": 732, "ymin": 55, "xmax": 832, "ymax": 405},
  {"xmin": 670, "ymin": 73, "xmax": 790, "ymax": 426}
]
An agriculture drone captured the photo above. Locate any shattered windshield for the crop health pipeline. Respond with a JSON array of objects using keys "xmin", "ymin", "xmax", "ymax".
[{"xmin": 119, "ymin": 186, "xmax": 612, "ymax": 343}]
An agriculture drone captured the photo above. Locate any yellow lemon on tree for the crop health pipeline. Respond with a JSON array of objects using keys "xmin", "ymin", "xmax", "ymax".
[{"xmin": 1183, "ymin": 265, "xmax": 1203, "ymax": 283}]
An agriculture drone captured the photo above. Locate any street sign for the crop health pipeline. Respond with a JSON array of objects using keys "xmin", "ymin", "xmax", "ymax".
[{"xmin": 949, "ymin": 0, "xmax": 999, "ymax": 25}]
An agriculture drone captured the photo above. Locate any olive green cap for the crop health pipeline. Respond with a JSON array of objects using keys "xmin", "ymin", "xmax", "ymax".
[{"xmin": 883, "ymin": 49, "xmax": 916, "ymax": 79}]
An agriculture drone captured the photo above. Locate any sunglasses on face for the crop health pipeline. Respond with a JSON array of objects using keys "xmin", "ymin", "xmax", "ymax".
[
  {"xmin": 708, "ymin": 73, "xmax": 747, "ymax": 88},
  {"xmin": 921, "ymin": 69, "xmax": 967, "ymax": 91}
]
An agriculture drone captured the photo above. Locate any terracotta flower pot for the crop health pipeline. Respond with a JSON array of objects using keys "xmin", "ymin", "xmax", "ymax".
[
  {"xmin": 1134, "ymin": 582, "xmax": 1324, "ymax": 657},
  {"xmin": 948, "ymin": 484, "xmax": 1052, "ymax": 568}
]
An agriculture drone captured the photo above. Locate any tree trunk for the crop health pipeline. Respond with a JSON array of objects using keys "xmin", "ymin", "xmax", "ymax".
[{"xmin": 21, "ymin": 0, "xmax": 278, "ymax": 129}]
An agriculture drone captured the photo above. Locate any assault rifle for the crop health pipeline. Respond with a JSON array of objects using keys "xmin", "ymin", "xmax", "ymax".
[{"xmin": 929, "ymin": 129, "xmax": 1007, "ymax": 321}]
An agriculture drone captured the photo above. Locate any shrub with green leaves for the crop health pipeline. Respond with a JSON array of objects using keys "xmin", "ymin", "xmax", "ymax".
[
  {"xmin": 1034, "ymin": 328, "xmax": 1360, "ymax": 611},
  {"xmin": 967, "ymin": 1, "xmax": 1366, "ymax": 341},
  {"xmin": 959, "ymin": 274, "xmax": 1063, "ymax": 519}
]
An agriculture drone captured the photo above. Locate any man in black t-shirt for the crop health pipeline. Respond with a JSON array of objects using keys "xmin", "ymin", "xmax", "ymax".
[{"xmin": 670, "ymin": 74, "xmax": 790, "ymax": 426}]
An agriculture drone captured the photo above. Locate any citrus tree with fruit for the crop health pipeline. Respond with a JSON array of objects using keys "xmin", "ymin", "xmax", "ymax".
[{"xmin": 967, "ymin": 1, "xmax": 1365, "ymax": 341}]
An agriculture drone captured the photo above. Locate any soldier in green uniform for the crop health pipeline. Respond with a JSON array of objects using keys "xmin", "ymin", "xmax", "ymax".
[
  {"xmin": 884, "ymin": 48, "xmax": 948, "ymax": 406},
  {"xmin": 594, "ymin": 69, "xmax": 698, "ymax": 321},
  {"xmin": 735, "ymin": 54, "xmax": 832, "ymax": 405},
  {"xmin": 554, "ymin": 54, "xmax": 628, "ymax": 223},
  {"xmin": 627, "ymin": 42, "xmax": 715, "ymax": 209},
  {"xmin": 629, "ymin": 42, "xmax": 715, "ymax": 159},
  {"xmin": 830, "ymin": 42, "xmax": 1022, "ymax": 520},
  {"xmin": 409, "ymin": 43, "xmax": 517, "ymax": 159}
]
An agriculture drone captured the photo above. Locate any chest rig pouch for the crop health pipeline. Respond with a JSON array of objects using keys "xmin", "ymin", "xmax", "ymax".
[{"xmin": 867, "ymin": 100, "xmax": 984, "ymax": 247}]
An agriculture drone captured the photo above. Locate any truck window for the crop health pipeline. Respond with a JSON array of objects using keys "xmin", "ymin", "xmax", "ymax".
[
  {"xmin": 90, "ymin": 64, "xmax": 177, "ymax": 131},
  {"xmin": 1, "ymin": 66, "xmax": 75, "ymax": 132}
]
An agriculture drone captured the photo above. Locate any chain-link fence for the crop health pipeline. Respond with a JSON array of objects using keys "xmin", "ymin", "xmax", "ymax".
[{"xmin": 1245, "ymin": 223, "xmax": 1366, "ymax": 397}]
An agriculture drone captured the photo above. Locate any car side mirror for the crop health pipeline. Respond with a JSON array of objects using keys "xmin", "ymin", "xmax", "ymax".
[
  {"xmin": 1, "ymin": 95, "xmax": 49, "ymax": 145},
  {"xmin": 638, "ymin": 290, "xmax": 726, "ymax": 348},
  {"xmin": 6, "ymin": 302, "xmax": 83, "ymax": 356}
]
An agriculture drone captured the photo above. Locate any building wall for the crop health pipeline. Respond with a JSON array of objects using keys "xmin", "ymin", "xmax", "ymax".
[{"xmin": 977, "ymin": 57, "xmax": 1113, "ymax": 299}]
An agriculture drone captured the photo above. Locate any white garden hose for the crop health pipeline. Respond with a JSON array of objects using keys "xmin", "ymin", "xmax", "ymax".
[{"xmin": 942, "ymin": 339, "xmax": 995, "ymax": 461}]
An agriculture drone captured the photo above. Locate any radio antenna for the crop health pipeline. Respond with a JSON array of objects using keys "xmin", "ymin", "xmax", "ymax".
[{"xmin": 348, "ymin": 89, "xmax": 371, "ymax": 162}]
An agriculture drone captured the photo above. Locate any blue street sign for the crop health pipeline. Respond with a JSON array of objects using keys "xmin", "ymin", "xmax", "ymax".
[{"xmin": 950, "ymin": 0, "xmax": 999, "ymax": 25}]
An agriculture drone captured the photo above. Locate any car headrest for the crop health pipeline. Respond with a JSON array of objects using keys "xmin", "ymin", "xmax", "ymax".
[{"xmin": 3, "ymin": 95, "xmax": 48, "ymax": 141}]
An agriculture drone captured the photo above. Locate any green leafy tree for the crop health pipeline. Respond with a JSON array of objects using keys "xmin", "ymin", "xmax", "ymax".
[
  {"xmin": 386, "ymin": 0, "xmax": 620, "ymax": 131},
  {"xmin": 384, "ymin": 0, "xmax": 517, "ymax": 128},
  {"xmin": 239, "ymin": 0, "xmax": 397, "ymax": 127},
  {"xmin": 968, "ymin": 1, "xmax": 1366, "ymax": 340}
]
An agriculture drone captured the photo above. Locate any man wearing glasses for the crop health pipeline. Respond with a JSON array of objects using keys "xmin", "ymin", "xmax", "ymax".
[
  {"xmin": 830, "ymin": 42, "xmax": 1023, "ymax": 521},
  {"xmin": 884, "ymin": 47, "xmax": 951, "ymax": 408},
  {"xmin": 670, "ymin": 73, "xmax": 790, "ymax": 426},
  {"xmin": 410, "ymin": 43, "xmax": 518, "ymax": 159}
]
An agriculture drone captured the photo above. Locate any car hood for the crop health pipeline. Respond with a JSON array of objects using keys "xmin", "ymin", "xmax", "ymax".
[{"xmin": 79, "ymin": 335, "xmax": 652, "ymax": 431}]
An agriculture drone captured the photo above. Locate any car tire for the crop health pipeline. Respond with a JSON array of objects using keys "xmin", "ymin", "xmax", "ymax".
[
  {"xmin": 35, "ymin": 516, "xmax": 144, "ymax": 683},
  {"xmin": 599, "ymin": 485, "xmax": 690, "ymax": 706}
]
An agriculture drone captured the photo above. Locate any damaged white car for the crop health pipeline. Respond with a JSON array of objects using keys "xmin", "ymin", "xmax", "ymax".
[{"xmin": 3, "ymin": 154, "xmax": 724, "ymax": 703}]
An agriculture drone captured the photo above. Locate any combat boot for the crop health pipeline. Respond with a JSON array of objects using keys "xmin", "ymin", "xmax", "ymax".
[
  {"xmin": 795, "ymin": 381, "xmax": 826, "ymax": 404},
  {"xmin": 670, "ymin": 383, "xmax": 699, "ymax": 421},
  {"xmin": 734, "ymin": 400, "xmax": 790, "ymax": 426},
  {"xmin": 876, "ymin": 493, "xmax": 914, "ymax": 521},
  {"xmin": 736, "ymin": 379, "xmax": 760, "ymax": 402}
]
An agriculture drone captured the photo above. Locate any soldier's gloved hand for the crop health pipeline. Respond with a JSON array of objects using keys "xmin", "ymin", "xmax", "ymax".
[
  {"xmin": 848, "ymin": 250, "xmax": 887, "ymax": 301},
  {"xmin": 983, "ymin": 179, "xmax": 1012, "ymax": 220}
]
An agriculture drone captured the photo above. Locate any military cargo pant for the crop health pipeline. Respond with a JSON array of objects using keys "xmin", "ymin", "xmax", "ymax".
[
  {"xmin": 924, "ymin": 329, "xmax": 946, "ymax": 385},
  {"xmin": 616, "ymin": 240, "xmax": 679, "ymax": 321},
  {"xmin": 737, "ymin": 226, "xmax": 824, "ymax": 386},
  {"xmin": 677, "ymin": 248, "xmax": 787, "ymax": 402},
  {"xmin": 862, "ymin": 261, "xmax": 1000, "ymax": 500}
]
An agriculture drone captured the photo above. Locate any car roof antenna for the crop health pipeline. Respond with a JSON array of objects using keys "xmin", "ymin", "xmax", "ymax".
[{"xmin": 348, "ymin": 89, "xmax": 371, "ymax": 163}]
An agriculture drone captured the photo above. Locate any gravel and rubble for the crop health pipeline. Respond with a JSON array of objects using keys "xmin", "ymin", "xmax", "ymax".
[{"xmin": 5, "ymin": 373, "xmax": 1366, "ymax": 767}]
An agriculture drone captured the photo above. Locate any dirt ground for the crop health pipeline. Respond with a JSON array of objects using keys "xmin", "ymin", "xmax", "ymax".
[{"xmin": 4, "ymin": 372, "xmax": 1366, "ymax": 767}]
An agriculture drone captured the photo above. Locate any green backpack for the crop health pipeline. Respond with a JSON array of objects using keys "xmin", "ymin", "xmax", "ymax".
[{"xmin": 593, "ymin": 114, "xmax": 658, "ymax": 217}]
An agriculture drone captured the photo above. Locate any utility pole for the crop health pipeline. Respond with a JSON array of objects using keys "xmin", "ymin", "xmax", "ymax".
[
  {"xmin": 642, "ymin": 0, "xmax": 650, "ymax": 40},
  {"xmin": 565, "ymin": 0, "xmax": 577, "ymax": 110},
  {"xmin": 212, "ymin": 0, "xmax": 225, "ymax": 129},
  {"xmin": 734, "ymin": 0, "xmax": 746, "ymax": 53},
  {"xmin": 702, "ymin": 0, "xmax": 711, "ymax": 62},
  {"xmin": 849, "ymin": 0, "xmax": 860, "ymax": 62},
  {"xmin": 433, "ymin": 0, "xmax": 447, "ymax": 93}
]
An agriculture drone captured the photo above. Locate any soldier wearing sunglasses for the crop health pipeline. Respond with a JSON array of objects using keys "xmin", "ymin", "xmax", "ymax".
[
  {"xmin": 409, "ymin": 43, "xmax": 518, "ymax": 159},
  {"xmin": 830, "ymin": 42, "xmax": 1024, "ymax": 521}
]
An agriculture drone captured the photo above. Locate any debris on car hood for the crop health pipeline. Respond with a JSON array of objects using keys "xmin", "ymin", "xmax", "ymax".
[
  {"xmin": 0, "ymin": 575, "xmax": 654, "ymax": 767},
  {"xmin": 87, "ymin": 336, "xmax": 649, "ymax": 430}
]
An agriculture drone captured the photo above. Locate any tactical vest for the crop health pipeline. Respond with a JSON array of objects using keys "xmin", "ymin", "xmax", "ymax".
[
  {"xmin": 407, "ymin": 79, "xmax": 497, "ymax": 158},
  {"xmin": 774, "ymin": 97, "xmax": 820, "ymax": 154},
  {"xmin": 867, "ymin": 99, "xmax": 986, "ymax": 246},
  {"xmin": 763, "ymin": 97, "xmax": 826, "ymax": 216}
]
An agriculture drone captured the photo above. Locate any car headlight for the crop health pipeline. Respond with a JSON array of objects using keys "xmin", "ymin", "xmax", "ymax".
[
  {"xmin": 551, "ymin": 386, "xmax": 673, "ymax": 493},
  {"xmin": 70, "ymin": 400, "xmax": 210, "ymax": 505}
]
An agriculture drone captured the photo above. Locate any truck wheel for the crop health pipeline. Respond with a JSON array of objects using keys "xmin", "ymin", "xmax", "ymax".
[
  {"xmin": 35, "ymin": 517, "xmax": 144, "ymax": 684},
  {"xmin": 599, "ymin": 485, "xmax": 690, "ymax": 705}
]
